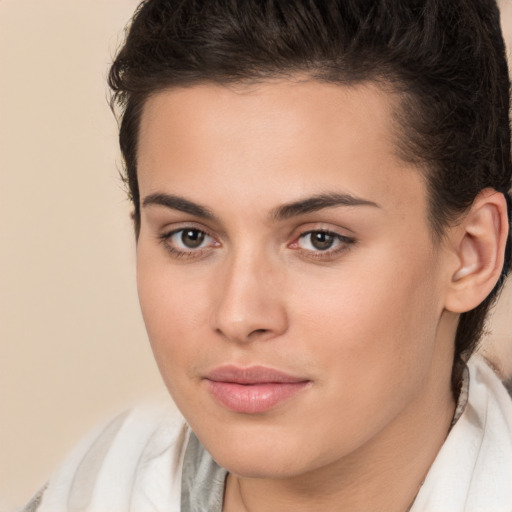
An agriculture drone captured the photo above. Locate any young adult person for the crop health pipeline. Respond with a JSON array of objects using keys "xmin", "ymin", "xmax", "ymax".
[{"xmin": 24, "ymin": 0, "xmax": 512, "ymax": 511}]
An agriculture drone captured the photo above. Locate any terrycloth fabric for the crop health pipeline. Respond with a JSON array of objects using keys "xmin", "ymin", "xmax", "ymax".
[
  {"xmin": 29, "ymin": 404, "xmax": 190, "ymax": 512},
  {"xmin": 410, "ymin": 355, "xmax": 512, "ymax": 512},
  {"xmin": 25, "ymin": 355, "xmax": 512, "ymax": 512}
]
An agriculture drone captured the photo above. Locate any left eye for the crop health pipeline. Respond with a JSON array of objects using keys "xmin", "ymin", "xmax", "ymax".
[
  {"xmin": 297, "ymin": 231, "xmax": 345, "ymax": 251},
  {"xmin": 168, "ymin": 228, "xmax": 212, "ymax": 250}
]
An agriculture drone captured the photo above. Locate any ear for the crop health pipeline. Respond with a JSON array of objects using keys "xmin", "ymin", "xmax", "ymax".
[{"xmin": 444, "ymin": 189, "xmax": 509, "ymax": 313}]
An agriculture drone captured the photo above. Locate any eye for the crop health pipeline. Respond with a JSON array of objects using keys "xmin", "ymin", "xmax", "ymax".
[
  {"xmin": 159, "ymin": 227, "xmax": 218, "ymax": 257},
  {"xmin": 290, "ymin": 229, "xmax": 356, "ymax": 259},
  {"xmin": 172, "ymin": 228, "xmax": 209, "ymax": 249},
  {"xmin": 299, "ymin": 231, "xmax": 339, "ymax": 251}
]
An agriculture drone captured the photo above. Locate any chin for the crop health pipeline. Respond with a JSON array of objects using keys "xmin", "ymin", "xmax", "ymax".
[
  {"xmin": 197, "ymin": 425, "xmax": 330, "ymax": 479},
  {"xmin": 214, "ymin": 450, "xmax": 309, "ymax": 479}
]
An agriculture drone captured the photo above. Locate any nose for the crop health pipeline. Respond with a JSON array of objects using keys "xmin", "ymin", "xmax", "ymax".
[{"xmin": 210, "ymin": 250, "xmax": 288, "ymax": 344}]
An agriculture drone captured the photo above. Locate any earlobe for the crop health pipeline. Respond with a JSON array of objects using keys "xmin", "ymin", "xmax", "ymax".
[{"xmin": 445, "ymin": 189, "xmax": 509, "ymax": 313}]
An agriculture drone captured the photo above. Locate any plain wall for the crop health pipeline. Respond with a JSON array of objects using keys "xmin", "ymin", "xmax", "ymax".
[
  {"xmin": 0, "ymin": 2, "xmax": 167, "ymax": 509},
  {"xmin": 1, "ymin": 1, "xmax": 511, "ymax": 509}
]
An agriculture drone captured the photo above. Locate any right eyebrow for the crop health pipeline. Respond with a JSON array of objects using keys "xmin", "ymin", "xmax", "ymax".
[{"xmin": 142, "ymin": 193, "xmax": 216, "ymax": 220}]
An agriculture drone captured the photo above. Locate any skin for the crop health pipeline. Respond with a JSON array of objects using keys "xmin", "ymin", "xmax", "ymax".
[{"xmin": 136, "ymin": 80, "xmax": 460, "ymax": 511}]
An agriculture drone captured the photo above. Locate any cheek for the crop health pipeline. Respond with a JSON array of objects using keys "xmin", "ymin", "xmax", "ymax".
[
  {"xmin": 136, "ymin": 248, "xmax": 210, "ymax": 377},
  {"xmin": 287, "ymin": 245, "xmax": 442, "ymax": 393}
]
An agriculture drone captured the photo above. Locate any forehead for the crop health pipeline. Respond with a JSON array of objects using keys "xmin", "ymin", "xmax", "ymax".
[
  {"xmin": 137, "ymin": 80, "xmax": 427, "ymax": 221},
  {"xmin": 139, "ymin": 80, "xmax": 399, "ymax": 162}
]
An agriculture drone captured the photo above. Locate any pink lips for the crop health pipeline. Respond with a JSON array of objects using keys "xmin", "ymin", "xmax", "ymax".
[{"xmin": 204, "ymin": 365, "xmax": 310, "ymax": 414}]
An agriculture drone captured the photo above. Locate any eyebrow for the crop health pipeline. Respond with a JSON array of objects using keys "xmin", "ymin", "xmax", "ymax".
[
  {"xmin": 271, "ymin": 192, "xmax": 380, "ymax": 220},
  {"xmin": 142, "ymin": 191, "xmax": 380, "ymax": 221},
  {"xmin": 142, "ymin": 193, "xmax": 216, "ymax": 219}
]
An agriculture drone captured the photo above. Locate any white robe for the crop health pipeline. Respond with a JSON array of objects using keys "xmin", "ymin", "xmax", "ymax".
[{"xmin": 26, "ymin": 355, "xmax": 512, "ymax": 512}]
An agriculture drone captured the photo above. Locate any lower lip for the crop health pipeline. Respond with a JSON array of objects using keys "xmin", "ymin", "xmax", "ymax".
[{"xmin": 205, "ymin": 380, "xmax": 310, "ymax": 414}]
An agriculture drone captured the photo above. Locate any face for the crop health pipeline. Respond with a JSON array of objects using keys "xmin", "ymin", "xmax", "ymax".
[{"xmin": 136, "ymin": 80, "xmax": 454, "ymax": 478}]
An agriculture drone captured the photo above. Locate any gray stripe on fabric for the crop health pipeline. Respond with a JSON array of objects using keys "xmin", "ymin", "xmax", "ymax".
[
  {"xmin": 22, "ymin": 484, "xmax": 48, "ymax": 512},
  {"xmin": 452, "ymin": 364, "xmax": 470, "ymax": 427},
  {"xmin": 181, "ymin": 432, "xmax": 227, "ymax": 512},
  {"xmin": 68, "ymin": 410, "xmax": 130, "ymax": 512},
  {"xmin": 504, "ymin": 375, "xmax": 512, "ymax": 396}
]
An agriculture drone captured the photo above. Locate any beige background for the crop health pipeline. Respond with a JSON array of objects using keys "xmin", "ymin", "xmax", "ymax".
[{"xmin": 0, "ymin": 1, "xmax": 511, "ymax": 510}]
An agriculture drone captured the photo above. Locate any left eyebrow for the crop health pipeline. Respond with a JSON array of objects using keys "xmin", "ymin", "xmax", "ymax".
[{"xmin": 271, "ymin": 192, "xmax": 380, "ymax": 220}]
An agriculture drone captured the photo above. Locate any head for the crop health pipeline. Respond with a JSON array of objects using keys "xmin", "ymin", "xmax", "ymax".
[
  {"xmin": 108, "ymin": 0, "xmax": 511, "ymax": 477},
  {"xmin": 110, "ymin": 0, "xmax": 511, "ymax": 385}
]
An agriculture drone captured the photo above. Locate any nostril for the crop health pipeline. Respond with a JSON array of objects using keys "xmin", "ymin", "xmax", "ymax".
[{"xmin": 250, "ymin": 328, "xmax": 268, "ymax": 336}]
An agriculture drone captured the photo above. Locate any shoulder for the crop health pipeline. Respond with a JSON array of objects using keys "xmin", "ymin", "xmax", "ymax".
[{"xmin": 25, "ymin": 401, "xmax": 190, "ymax": 512}]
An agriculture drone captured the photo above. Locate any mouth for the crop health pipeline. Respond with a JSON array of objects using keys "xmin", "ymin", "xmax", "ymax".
[{"xmin": 204, "ymin": 365, "xmax": 311, "ymax": 414}]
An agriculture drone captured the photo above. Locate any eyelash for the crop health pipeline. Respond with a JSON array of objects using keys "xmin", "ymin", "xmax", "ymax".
[
  {"xmin": 158, "ymin": 227, "xmax": 218, "ymax": 259},
  {"xmin": 158, "ymin": 227, "xmax": 356, "ymax": 260},
  {"xmin": 292, "ymin": 230, "xmax": 356, "ymax": 260}
]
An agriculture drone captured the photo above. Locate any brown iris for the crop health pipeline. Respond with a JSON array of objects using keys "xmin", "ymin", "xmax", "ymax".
[
  {"xmin": 310, "ymin": 231, "xmax": 336, "ymax": 250},
  {"xmin": 181, "ymin": 229, "xmax": 205, "ymax": 248}
]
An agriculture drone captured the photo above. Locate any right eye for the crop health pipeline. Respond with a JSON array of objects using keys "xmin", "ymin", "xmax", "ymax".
[{"xmin": 159, "ymin": 227, "xmax": 218, "ymax": 257}]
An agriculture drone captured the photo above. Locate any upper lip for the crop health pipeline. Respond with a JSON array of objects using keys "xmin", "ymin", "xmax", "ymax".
[{"xmin": 205, "ymin": 365, "xmax": 309, "ymax": 384}]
